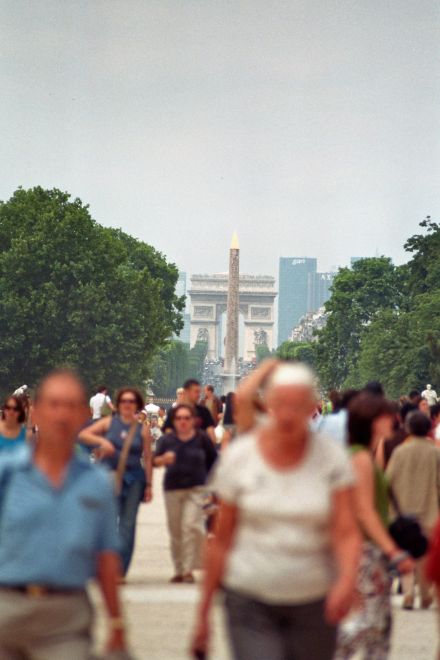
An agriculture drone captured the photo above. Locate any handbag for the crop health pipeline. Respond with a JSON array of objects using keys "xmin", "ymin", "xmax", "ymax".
[
  {"xmin": 113, "ymin": 421, "xmax": 140, "ymax": 496},
  {"xmin": 388, "ymin": 488, "xmax": 428, "ymax": 559}
]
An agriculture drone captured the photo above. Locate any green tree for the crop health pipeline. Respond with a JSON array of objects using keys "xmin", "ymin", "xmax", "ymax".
[
  {"xmin": 255, "ymin": 343, "xmax": 272, "ymax": 364},
  {"xmin": 0, "ymin": 187, "xmax": 184, "ymax": 396},
  {"xmin": 276, "ymin": 341, "xmax": 315, "ymax": 366},
  {"xmin": 151, "ymin": 339, "xmax": 209, "ymax": 397},
  {"xmin": 314, "ymin": 258, "xmax": 404, "ymax": 390}
]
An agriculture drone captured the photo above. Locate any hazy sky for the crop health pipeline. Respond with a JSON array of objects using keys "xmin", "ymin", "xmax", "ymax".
[{"xmin": 2, "ymin": 1, "xmax": 440, "ymax": 279}]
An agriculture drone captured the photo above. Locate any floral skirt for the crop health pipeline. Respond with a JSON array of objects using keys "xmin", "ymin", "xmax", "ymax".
[{"xmin": 335, "ymin": 541, "xmax": 392, "ymax": 660}]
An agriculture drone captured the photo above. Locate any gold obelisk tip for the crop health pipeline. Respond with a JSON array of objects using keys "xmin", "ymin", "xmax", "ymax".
[{"xmin": 230, "ymin": 232, "xmax": 240, "ymax": 250}]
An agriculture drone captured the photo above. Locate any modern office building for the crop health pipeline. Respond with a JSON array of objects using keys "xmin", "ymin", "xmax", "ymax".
[
  {"xmin": 307, "ymin": 272, "xmax": 334, "ymax": 312},
  {"xmin": 278, "ymin": 258, "xmax": 317, "ymax": 345}
]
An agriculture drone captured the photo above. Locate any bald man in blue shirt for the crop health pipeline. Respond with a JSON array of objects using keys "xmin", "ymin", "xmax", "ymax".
[{"xmin": 0, "ymin": 370, "xmax": 126, "ymax": 659}]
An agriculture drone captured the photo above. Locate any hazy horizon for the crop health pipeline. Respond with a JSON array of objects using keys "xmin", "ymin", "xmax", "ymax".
[{"xmin": 2, "ymin": 1, "xmax": 440, "ymax": 279}]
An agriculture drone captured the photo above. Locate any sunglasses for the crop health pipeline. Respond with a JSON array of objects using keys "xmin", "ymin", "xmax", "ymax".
[
  {"xmin": 120, "ymin": 398, "xmax": 137, "ymax": 404},
  {"xmin": 175, "ymin": 415, "xmax": 192, "ymax": 421},
  {"xmin": 4, "ymin": 405, "xmax": 19, "ymax": 412}
]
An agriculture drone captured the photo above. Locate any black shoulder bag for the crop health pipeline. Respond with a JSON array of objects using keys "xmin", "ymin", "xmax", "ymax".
[{"xmin": 388, "ymin": 488, "xmax": 428, "ymax": 559}]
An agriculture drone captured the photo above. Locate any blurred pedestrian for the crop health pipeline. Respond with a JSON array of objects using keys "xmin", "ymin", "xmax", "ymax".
[
  {"xmin": 201, "ymin": 385, "xmax": 223, "ymax": 424},
  {"xmin": 335, "ymin": 393, "xmax": 414, "ymax": 659},
  {"xmin": 386, "ymin": 411, "xmax": 439, "ymax": 610},
  {"xmin": 0, "ymin": 395, "xmax": 28, "ymax": 452},
  {"xmin": 0, "ymin": 370, "xmax": 126, "ymax": 659},
  {"xmin": 80, "ymin": 387, "xmax": 153, "ymax": 577},
  {"xmin": 164, "ymin": 380, "xmax": 216, "ymax": 444},
  {"xmin": 193, "ymin": 362, "xmax": 360, "ymax": 660},
  {"xmin": 154, "ymin": 404, "xmax": 217, "ymax": 584},
  {"xmin": 89, "ymin": 385, "xmax": 114, "ymax": 421}
]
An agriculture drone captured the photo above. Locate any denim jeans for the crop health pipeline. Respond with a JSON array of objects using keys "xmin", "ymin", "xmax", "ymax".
[
  {"xmin": 224, "ymin": 589, "xmax": 336, "ymax": 660},
  {"xmin": 118, "ymin": 478, "xmax": 145, "ymax": 575}
]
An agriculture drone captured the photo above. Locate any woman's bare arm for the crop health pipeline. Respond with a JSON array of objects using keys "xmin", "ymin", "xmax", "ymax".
[
  {"xmin": 326, "ymin": 487, "xmax": 361, "ymax": 623},
  {"xmin": 78, "ymin": 417, "xmax": 114, "ymax": 456},
  {"xmin": 192, "ymin": 502, "xmax": 238, "ymax": 653}
]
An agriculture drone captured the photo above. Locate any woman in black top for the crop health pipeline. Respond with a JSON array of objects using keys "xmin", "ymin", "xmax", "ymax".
[{"xmin": 154, "ymin": 404, "xmax": 217, "ymax": 583}]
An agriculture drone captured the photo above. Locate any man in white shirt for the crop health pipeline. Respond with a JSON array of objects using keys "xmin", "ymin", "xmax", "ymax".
[
  {"xmin": 89, "ymin": 386, "xmax": 114, "ymax": 420},
  {"xmin": 422, "ymin": 384, "xmax": 438, "ymax": 407}
]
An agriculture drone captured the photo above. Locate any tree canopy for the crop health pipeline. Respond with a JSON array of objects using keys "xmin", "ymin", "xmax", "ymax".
[
  {"xmin": 313, "ymin": 217, "xmax": 440, "ymax": 397},
  {"xmin": 0, "ymin": 187, "xmax": 184, "ymax": 396}
]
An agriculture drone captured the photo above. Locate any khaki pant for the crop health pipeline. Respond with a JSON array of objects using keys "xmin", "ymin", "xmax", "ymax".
[
  {"xmin": 401, "ymin": 557, "xmax": 432, "ymax": 602},
  {"xmin": 0, "ymin": 589, "xmax": 92, "ymax": 659},
  {"xmin": 164, "ymin": 487, "xmax": 206, "ymax": 575}
]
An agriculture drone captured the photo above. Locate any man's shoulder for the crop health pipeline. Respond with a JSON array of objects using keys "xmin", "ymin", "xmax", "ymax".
[
  {"xmin": 0, "ymin": 444, "xmax": 31, "ymax": 478},
  {"xmin": 73, "ymin": 454, "xmax": 113, "ymax": 492}
]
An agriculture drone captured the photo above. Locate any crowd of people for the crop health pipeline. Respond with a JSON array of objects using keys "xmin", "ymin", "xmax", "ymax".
[{"xmin": 0, "ymin": 366, "xmax": 440, "ymax": 659}]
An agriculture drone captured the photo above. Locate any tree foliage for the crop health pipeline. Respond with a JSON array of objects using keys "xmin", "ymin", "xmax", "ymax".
[
  {"xmin": 314, "ymin": 258, "xmax": 404, "ymax": 390},
  {"xmin": 151, "ymin": 340, "xmax": 208, "ymax": 398},
  {"xmin": 276, "ymin": 341, "xmax": 315, "ymax": 366},
  {"xmin": 0, "ymin": 187, "xmax": 184, "ymax": 396},
  {"xmin": 313, "ymin": 217, "xmax": 440, "ymax": 397}
]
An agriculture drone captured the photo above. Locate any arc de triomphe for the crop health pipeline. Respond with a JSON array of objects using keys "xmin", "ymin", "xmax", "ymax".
[{"xmin": 188, "ymin": 274, "xmax": 277, "ymax": 361}]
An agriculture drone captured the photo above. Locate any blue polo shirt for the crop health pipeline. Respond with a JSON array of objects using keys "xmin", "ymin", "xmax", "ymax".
[{"xmin": 0, "ymin": 446, "xmax": 120, "ymax": 588}]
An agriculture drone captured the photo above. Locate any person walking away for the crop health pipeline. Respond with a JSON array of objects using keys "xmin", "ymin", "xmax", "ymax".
[
  {"xmin": 221, "ymin": 392, "xmax": 237, "ymax": 450},
  {"xmin": 164, "ymin": 380, "xmax": 216, "ymax": 444},
  {"xmin": 80, "ymin": 387, "xmax": 152, "ymax": 577},
  {"xmin": 89, "ymin": 385, "xmax": 114, "ymax": 421},
  {"xmin": 192, "ymin": 362, "xmax": 361, "ymax": 660},
  {"xmin": 386, "ymin": 411, "xmax": 440, "ymax": 610},
  {"xmin": 201, "ymin": 385, "xmax": 222, "ymax": 424},
  {"xmin": 335, "ymin": 393, "xmax": 414, "ymax": 660},
  {"xmin": 154, "ymin": 404, "xmax": 217, "ymax": 584},
  {"xmin": 0, "ymin": 370, "xmax": 126, "ymax": 659},
  {"xmin": 0, "ymin": 395, "xmax": 28, "ymax": 452}
]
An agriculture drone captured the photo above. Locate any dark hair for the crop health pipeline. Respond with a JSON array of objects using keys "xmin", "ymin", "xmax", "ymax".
[
  {"xmin": 340, "ymin": 389, "xmax": 360, "ymax": 410},
  {"xmin": 173, "ymin": 404, "xmax": 194, "ymax": 418},
  {"xmin": 328, "ymin": 389, "xmax": 341, "ymax": 411},
  {"xmin": 363, "ymin": 381, "xmax": 385, "ymax": 396},
  {"xmin": 409, "ymin": 389, "xmax": 421, "ymax": 400},
  {"xmin": 183, "ymin": 379, "xmax": 200, "ymax": 390},
  {"xmin": 400, "ymin": 402, "xmax": 418, "ymax": 422},
  {"xmin": 2, "ymin": 395, "xmax": 26, "ymax": 423},
  {"xmin": 431, "ymin": 403, "xmax": 440, "ymax": 420},
  {"xmin": 348, "ymin": 393, "xmax": 395, "ymax": 447},
  {"xmin": 406, "ymin": 411, "xmax": 432, "ymax": 437},
  {"xmin": 97, "ymin": 385, "xmax": 107, "ymax": 393},
  {"xmin": 34, "ymin": 369, "xmax": 88, "ymax": 405},
  {"xmin": 223, "ymin": 392, "xmax": 235, "ymax": 425},
  {"xmin": 116, "ymin": 388, "xmax": 144, "ymax": 412},
  {"xmin": 206, "ymin": 384, "xmax": 214, "ymax": 393}
]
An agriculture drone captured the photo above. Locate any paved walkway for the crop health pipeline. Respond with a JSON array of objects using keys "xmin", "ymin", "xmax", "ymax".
[{"xmin": 93, "ymin": 469, "xmax": 438, "ymax": 659}]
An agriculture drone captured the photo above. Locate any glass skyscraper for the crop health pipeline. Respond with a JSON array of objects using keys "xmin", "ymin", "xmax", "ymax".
[{"xmin": 278, "ymin": 257, "xmax": 317, "ymax": 345}]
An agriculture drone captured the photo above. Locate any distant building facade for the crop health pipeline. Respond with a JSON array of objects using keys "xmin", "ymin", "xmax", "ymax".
[{"xmin": 289, "ymin": 307, "xmax": 328, "ymax": 343}]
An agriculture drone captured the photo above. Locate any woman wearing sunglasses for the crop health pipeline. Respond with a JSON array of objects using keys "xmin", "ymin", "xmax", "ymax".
[
  {"xmin": 0, "ymin": 395, "xmax": 28, "ymax": 452},
  {"xmin": 154, "ymin": 404, "xmax": 218, "ymax": 584},
  {"xmin": 79, "ymin": 387, "xmax": 153, "ymax": 576}
]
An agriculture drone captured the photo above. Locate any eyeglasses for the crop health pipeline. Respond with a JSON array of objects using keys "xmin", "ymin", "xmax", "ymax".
[
  {"xmin": 120, "ymin": 398, "xmax": 137, "ymax": 404},
  {"xmin": 4, "ymin": 405, "xmax": 19, "ymax": 412},
  {"xmin": 175, "ymin": 415, "xmax": 192, "ymax": 421}
]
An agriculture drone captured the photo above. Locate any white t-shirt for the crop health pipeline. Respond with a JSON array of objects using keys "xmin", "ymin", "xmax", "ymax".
[
  {"xmin": 210, "ymin": 432, "xmax": 354, "ymax": 605},
  {"xmin": 89, "ymin": 393, "xmax": 111, "ymax": 420}
]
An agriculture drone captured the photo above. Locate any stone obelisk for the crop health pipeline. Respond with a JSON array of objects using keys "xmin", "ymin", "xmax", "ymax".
[{"xmin": 223, "ymin": 232, "xmax": 240, "ymax": 393}]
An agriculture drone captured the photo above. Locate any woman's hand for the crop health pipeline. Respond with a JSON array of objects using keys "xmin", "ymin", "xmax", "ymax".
[
  {"xmin": 325, "ymin": 576, "xmax": 356, "ymax": 624},
  {"xmin": 191, "ymin": 614, "xmax": 209, "ymax": 659},
  {"xmin": 143, "ymin": 485, "xmax": 153, "ymax": 503},
  {"xmin": 94, "ymin": 438, "xmax": 116, "ymax": 460}
]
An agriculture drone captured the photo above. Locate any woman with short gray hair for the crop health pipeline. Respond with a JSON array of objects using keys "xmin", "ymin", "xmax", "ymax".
[{"xmin": 192, "ymin": 361, "xmax": 361, "ymax": 660}]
